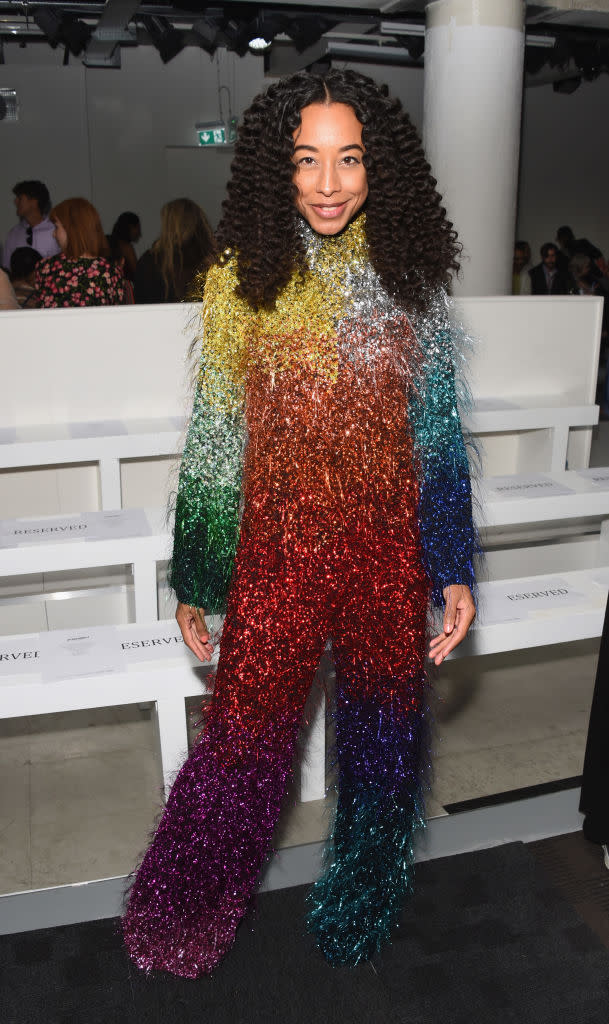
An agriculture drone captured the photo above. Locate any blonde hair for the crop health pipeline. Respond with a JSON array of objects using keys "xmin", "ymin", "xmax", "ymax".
[{"xmin": 151, "ymin": 198, "xmax": 215, "ymax": 300}]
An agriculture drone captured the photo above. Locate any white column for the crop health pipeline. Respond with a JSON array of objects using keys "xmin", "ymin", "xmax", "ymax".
[{"xmin": 423, "ymin": 0, "xmax": 525, "ymax": 296}]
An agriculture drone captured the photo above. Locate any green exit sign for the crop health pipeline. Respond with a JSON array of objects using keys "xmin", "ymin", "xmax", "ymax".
[
  {"xmin": 196, "ymin": 118, "xmax": 237, "ymax": 147},
  {"xmin": 198, "ymin": 126, "xmax": 227, "ymax": 146}
]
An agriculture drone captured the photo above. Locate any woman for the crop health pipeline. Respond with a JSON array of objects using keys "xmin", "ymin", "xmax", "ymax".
[
  {"xmin": 133, "ymin": 198, "xmax": 214, "ymax": 303},
  {"xmin": 123, "ymin": 70, "xmax": 477, "ymax": 978},
  {"xmin": 34, "ymin": 198, "xmax": 124, "ymax": 307},
  {"xmin": 108, "ymin": 211, "xmax": 141, "ymax": 282}
]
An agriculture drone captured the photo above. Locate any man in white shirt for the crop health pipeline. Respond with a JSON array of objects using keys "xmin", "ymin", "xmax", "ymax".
[{"xmin": 2, "ymin": 180, "xmax": 61, "ymax": 269}]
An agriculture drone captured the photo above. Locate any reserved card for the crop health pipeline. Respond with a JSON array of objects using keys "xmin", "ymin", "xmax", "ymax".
[
  {"xmin": 484, "ymin": 474, "xmax": 574, "ymax": 500},
  {"xmin": 0, "ymin": 513, "xmax": 89, "ymax": 547},
  {"xmin": 476, "ymin": 576, "xmax": 586, "ymax": 626},
  {"xmin": 0, "ymin": 636, "xmax": 42, "ymax": 679},
  {"xmin": 38, "ymin": 627, "xmax": 125, "ymax": 684},
  {"xmin": 576, "ymin": 467, "xmax": 609, "ymax": 490}
]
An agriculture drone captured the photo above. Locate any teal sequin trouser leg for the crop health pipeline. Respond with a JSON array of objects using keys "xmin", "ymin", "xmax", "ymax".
[{"xmin": 307, "ymin": 536, "xmax": 430, "ymax": 965}]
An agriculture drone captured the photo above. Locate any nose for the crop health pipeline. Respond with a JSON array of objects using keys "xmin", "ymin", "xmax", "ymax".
[{"xmin": 316, "ymin": 159, "xmax": 341, "ymax": 196}]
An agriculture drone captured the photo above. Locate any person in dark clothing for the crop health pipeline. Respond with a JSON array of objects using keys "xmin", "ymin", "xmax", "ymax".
[
  {"xmin": 580, "ymin": 593, "xmax": 609, "ymax": 868},
  {"xmin": 529, "ymin": 242, "xmax": 572, "ymax": 295},
  {"xmin": 556, "ymin": 225, "xmax": 603, "ymax": 276},
  {"xmin": 9, "ymin": 246, "xmax": 42, "ymax": 307},
  {"xmin": 108, "ymin": 212, "xmax": 141, "ymax": 282},
  {"xmin": 134, "ymin": 199, "xmax": 214, "ymax": 303}
]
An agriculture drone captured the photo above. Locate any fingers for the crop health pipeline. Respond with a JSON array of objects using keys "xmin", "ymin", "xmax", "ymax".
[
  {"xmin": 175, "ymin": 602, "xmax": 214, "ymax": 663},
  {"xmin": 428, "ymin": 585, "xmax": 476, "ymax": 666},
  {"xmin": 443, "ymin": 589, "xmax": 456, "ymax": 636}
]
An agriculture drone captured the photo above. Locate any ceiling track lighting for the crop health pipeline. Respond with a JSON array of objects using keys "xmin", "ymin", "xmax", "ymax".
[{"xmin": 140, "ymin": 14, "xmax": 184, "ymax": 64}]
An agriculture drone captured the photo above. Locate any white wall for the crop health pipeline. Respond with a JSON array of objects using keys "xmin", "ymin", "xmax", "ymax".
[
  {"xmin": 517, "ymin": 76, "xmax": 609, "ymax": 264},
  {"xmin": 0, "ymin": 47, "xmax": 426, "ymax": 258},
  {"xmin": 1, "ymin": 40, "xmax": 608, "ymax": 282},
  {"xmin": 0, "ymin": 43, "xmax": 268, "ymax": 252}
]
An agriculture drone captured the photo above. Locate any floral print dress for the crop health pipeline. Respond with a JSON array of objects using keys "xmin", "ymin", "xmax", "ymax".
[{"xmin": 34, "ymin": 254, "xmax": 125, "ymax": 307}]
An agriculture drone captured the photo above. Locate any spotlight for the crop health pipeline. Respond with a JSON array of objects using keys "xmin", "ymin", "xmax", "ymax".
[
  {"xmin": 286, "ymin": 16, "xmax": 328, "ymax": 53},
  {"xmin": 524, "ymin": 46, "xmax": 547, "ymax": 75},
  {"xmin": 61, "ymin": 15, "xmax": 92, "ymax": 57},
  {"xmin": 221, "ymin": 18, "xmax": 251, "ymax": 57},
  {"xmin": 31, "ymin": 6, "xmax": 63, "ymax": 46},
  {"xmin": 553, "ymin": 76, "xmax": 581, "ymax": 95},
  {"xmin": 248, "ymin": 13, "xmax": 288, "ymax": 54},
  {"xmin": 572, "ymin": 41, "xmax": 601, "ymax": 80},
  {"xmin": 141, "ymin": 15, "xmax": 184, "ymax": 64},
  {"xmin": 191, "ymin": 16, "xmax": 221, "ymax": 56},
  {"xmin": 399, "ymin": 34, "xmax": 424, "ymax": 61},
  {"xmin": 31, "ymin": 7, "xmax": 91, "ymax": 56}
]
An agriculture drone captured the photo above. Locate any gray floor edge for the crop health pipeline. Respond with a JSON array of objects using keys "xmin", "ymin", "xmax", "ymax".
[{"xmin": 0, "ymin": 787, "xmax": 583, "ymax": 937}]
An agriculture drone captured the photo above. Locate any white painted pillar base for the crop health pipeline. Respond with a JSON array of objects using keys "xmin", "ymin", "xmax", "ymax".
[{"xmin": 424, "ymin": 0, "xmax": 525, "ymax": 296}]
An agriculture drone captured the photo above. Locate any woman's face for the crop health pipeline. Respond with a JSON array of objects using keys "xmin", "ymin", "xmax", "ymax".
[
  {"xmin": 292, "ymin": 102, "xmax": 368, "ymax": 235},
  {"xmin": 53, "ymin": 218, "xmax": 68, "ymax": 252}
]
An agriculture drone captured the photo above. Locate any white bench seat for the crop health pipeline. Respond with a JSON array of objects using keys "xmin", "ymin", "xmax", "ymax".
[
  {"xmin": 0, "ymin": 418, "xmax": 186, "ymax": 509},
  {"xmin": 479, "ymin": 468, "xmax": 609, "ymax": 527},
  {"xmin": 467, "ymin": 396, "xmax": 598, "ymax": 473},
  {"xmin": 0, "ymin": 508, "xmax": 170, "ymax": 621},
  {"xmin": 452, "ymin": 567, "xmax": 609, "ymax": 658},
  {"xmin": 0, "ymin": 619, "xmax": 326, "ymax": 803}
]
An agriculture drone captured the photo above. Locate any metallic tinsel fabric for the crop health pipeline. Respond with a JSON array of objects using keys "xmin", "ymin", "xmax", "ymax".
[{"xmin": 123, "ymin": 213, "xmax": 476, "ymax": 977}]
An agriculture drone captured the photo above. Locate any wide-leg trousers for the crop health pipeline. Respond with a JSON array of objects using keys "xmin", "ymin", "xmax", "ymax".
[{"xmin": 123, "ymin": 521, "xmax": 430, "ymax": 977}]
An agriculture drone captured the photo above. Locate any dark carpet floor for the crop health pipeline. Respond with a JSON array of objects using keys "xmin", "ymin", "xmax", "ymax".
[
  {"xmin": 2, "ymin": 841, "xmax": 609, "ymax": 1024},
  {"xmin": 530, "ymin": 831, "xmax": 609, "ymax": 950}
]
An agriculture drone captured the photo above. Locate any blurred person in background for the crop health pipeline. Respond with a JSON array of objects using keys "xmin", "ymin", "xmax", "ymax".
[
  {"xmin": 512, "ymin": 240, "xmax": 532, "ymax": 295},
  {"xmin": 0, "ymin": 268, "xmax": 19, "ymax": 310},
  {"xmin": 34, "ymin": 198, "xmax": 124, "ymax": 308},
  {"xmin": 134, "ymin": 198, "xmax": 214, "ymax": 303},
  {"xmin": 2, "ymin": 179, "xmax": 60, "ymax": 269},
  {"xmin": 9, "ymin": 246, "xmax": 42, "ymax": 308},
  {"xmin": 108, "ymin": 211, "xmax": 142, "ymax": 283},
  {"xmin": 529, "ymin": 242, "xmax": 572, "ymax": 295}
]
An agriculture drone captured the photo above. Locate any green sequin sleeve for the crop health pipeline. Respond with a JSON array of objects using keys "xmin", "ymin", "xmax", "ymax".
[{"xmin": 168, "ymin": 260, "xmax": 250, "ymax": 614}]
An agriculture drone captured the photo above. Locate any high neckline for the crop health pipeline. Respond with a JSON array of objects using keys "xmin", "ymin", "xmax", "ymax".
[{"xmin": 298, "ymin": 211, "xmax": 369, "ymax": 268}]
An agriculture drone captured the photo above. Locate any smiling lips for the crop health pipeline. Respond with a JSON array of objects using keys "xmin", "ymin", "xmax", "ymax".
[{"xmin": 311, "ymin": 202, "xmax": 349, "ymax": 218}]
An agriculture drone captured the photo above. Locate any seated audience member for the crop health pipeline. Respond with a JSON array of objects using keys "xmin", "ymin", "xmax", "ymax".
[
  {"xmin": 35, "ymin": 198, "xmax": 124, "ymax": 308},
  {"xmin": 512, "ymin": 240, "xmax": 532, "ymax": 295},
  {"xmin": 9, "ymin": 246, "xmax": 42, "ymax": 308},
  {"xmin": 108, "ymin": 212, "xmax": 141, "ymax": 282},
  {"xmin": 557, "ymin": 224, "xmax": 603, "ymax": 273},
  {"xmin": 2, "ymin": 179, "xmax": 61, "ymax": 269},
  {"xmin": 529, "ymin": 243, "xmax": 572, "ymax": 295},
  {"xmin": 134, "ymin": 198, "xmax": 214, "ymax": 303},
  {"xmin": 0, "ymin": 268, "xmax": 19, "ymax": 310},
  {"xmin": 568, "ymin": 253, "xmax": 605, "ymax": 296}
]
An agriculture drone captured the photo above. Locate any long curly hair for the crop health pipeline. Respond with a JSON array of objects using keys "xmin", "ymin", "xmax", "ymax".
[{"xmin": 216, "ymin": 68, "xmax": 460, "ymax": 312}]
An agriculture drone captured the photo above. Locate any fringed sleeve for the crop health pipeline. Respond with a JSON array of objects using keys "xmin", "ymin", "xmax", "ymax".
[
  {"xmin": 168, "ymin": 260, "xmax": 250, "ymax": 614},
  {"xmin": 408, "ymin": 291, "xmax": 480, "ymax": 607}
]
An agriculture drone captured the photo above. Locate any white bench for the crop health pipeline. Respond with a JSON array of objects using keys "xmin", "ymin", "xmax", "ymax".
[
  {"xmin": 452, "ymin": 566, "xmax": 609, "ymax": 659},
  {"xmin": 0, "ymin": 619, "xmax": 327, "ymax": 803},
  {"xmin": 0, "ymin": 401, "xmax": 598, "ymax": 514},
  {"xmin": 0, "ymin": 507, "xmax": 170, "ymax": 622},
  {"xmin": 0, "ymin": 418, "xmax": 185, "ymax": 510},
  {"xmin": 467, "ymin": 397, "xmax": 599, "ymax": 473}
]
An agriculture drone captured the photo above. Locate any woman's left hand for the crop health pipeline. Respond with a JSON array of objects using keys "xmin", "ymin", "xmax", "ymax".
[{"xmin": 428, "ymin": 584, "xmax": 476, "ymax": 666}]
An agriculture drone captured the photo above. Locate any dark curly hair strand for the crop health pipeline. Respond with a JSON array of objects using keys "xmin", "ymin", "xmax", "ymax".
[{"xmin": 216, "ymin": 68, "xmax": 460, "ymax": 313}]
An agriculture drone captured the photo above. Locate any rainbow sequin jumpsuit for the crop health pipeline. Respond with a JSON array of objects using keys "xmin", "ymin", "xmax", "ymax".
[{"xmin": 123, "ymin": 214, "xmax": 477, "ymax": 977}]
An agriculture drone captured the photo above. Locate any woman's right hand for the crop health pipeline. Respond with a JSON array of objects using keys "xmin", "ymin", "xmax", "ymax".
[{"xmin": 176, "ymin": 602, "xmax": 214, "ymax": 662}]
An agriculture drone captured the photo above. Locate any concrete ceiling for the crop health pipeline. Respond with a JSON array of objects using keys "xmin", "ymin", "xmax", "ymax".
[{"xmin": 2, "ymin": 0, "xmax": 609, "ymax": 72}]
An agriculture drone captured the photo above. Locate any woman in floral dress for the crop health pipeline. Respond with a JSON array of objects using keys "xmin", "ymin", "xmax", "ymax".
[{"xmin": 34, "ymin": 197, "xmax": 124, "ymax": 307}]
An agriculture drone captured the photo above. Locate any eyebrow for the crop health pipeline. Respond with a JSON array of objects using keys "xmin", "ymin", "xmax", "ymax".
[{"xmin": 293, "ymin": 143, "xmax": 364, "ymax": 153}]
